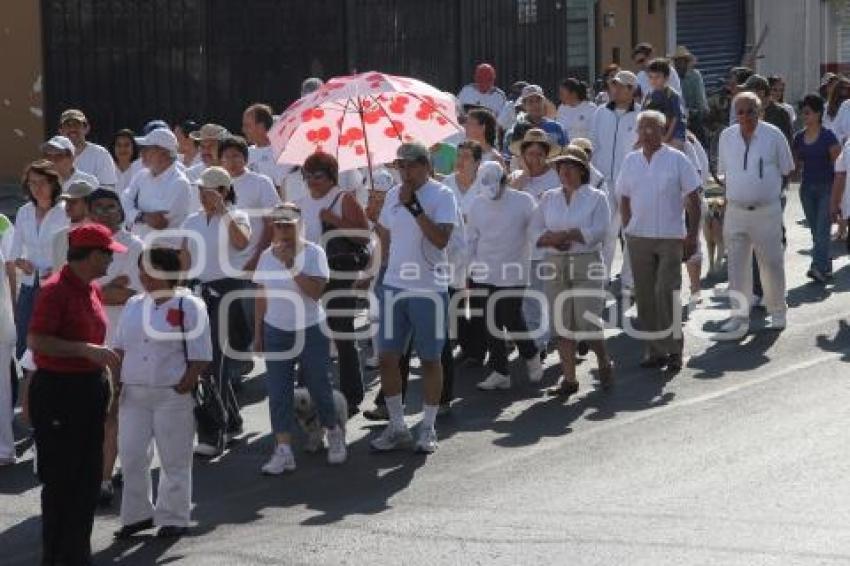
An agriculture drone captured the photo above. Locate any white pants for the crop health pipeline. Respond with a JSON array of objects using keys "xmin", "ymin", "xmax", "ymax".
[
  {"xmin": 118, "ymin": 384, "xmax": 195, "ymax": 527},
  {"xmin": 0, "ymin": 344, "xmax": 14, "ymax": 461},
  {"xmin": 724, "ymin": 201, "xmax": 787, "ymax": 315}
]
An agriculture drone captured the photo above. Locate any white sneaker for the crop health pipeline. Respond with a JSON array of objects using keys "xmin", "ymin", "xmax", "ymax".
[
  {"xmin": 261, "ymin": 445, "xmax": 296, "ymax": 475},
  {"xmin": 326, "ymin": 427, "xmax": 347, "ymax": 465},
  {"xmin": 526, "ymin": 355, "xmax": 544, "ymax": 384},
  {"xmin": 719, "ymin": 317, "xmax": 749, "ymax": 334},
  {"xmin": 414, "ymin": 427, "xmax": 438, "ymax": 454},
  {"xmin": 766, "ymin": 311, "xmax": 787, "ymax": 330},
  {"xmin": 193, "ymin": 442, "xmax": 222, "ymax": 457},
  {"xmin": 477, "ymin": 371, "xmax": 511, "ymax": 391},
  {"xmin": 370, "ymin": 424, "xmax": 413, "ymax": 452}
]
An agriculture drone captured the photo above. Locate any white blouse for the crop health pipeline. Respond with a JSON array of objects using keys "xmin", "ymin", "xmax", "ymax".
[
  {"xmin": 123, "ymin": 162, "xmax": 193, "ymax": 247},
  {"xmin": 8, "ymin": 202, "xmax": 69, "ymax": 286},
  {"xmin": 529, "ymin": 185, "xmax": 611, "ymax": 255},
  {"xmin": 113, "ymin": 290, "xmax": 213, "ymax": 387},
  {"xmin": 181, "ymin": 207, "xmax": 252, "ymax": 282}
]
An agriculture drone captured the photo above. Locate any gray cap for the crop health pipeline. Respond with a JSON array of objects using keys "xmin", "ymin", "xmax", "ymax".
[
  {"xmin": 41, "ymin": 135, "xmax": 75, "ymax": 155},
  {"xmin": 743, "ymin": 74, "xmax": 769, "ymax": 93},
  {"xmin": 60, "ymin": 180, "xmax": 95, "ymax": 200},
  {"xmin": 395, "ymin": 142, "xmax": 431, "ymax": 164}
]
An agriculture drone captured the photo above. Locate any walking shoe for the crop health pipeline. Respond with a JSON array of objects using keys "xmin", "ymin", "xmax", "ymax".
[
  {"xmin": 576, "ymin": 341, "xmax": 589, "ymax": 357},
  {"xmin": 326, "ymin": 427, "xmax": 347, "ymax": 465},
  {"xmin": 261, "ymin": 444, "xmax": 296, "ymax": 475},
  {"xmin": 719, "ymin": 317, "xmax": 749, "ymax": 334},
  {"xmin": 477, "ymin": 371, "xmax": 511, "ymax": 391},
  {"xmin": 370, "ymin": 424, "xmax": 413, "ymax": 452},
  {"xmin": 98, "ymin": 481, "xmax": 114, "ymax": 507},
  {"xmin": 526, "ymin": 355, "xmax": 544, "ymax": 384},
  {"xmin": 114, "ymin": 518, "xmax": 154, "ymax": 539},
  {"xmin": 193, "ymin": 441, "xmax": 222, "ymax": 457},
  {"xmin": 224, "ymin": 424, "xmax": 243, "ymax": 445},
  {"xmin": 363, "ymin": 405, "xmax": 390, "ymax": 421},
  {"xmin": 414, "ymin": 427, "xmax": 438, "ymax": 454},
  {"xmin": 766, "ymin": 311, "xmax": 787, "ymax": 330},
  {"xmin": 806, "ymin": 268, "xmax": 827, "ymax": 283},
  {"xmin": 156, "ymin": 526, "xmax": 189, "ymax": 538}
]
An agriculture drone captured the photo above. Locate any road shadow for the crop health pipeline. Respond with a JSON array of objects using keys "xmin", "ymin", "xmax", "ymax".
[
  {"xmin": 688, "ymin": 330, "xmax": 781, "ymax": 380},
  {"xmin": 815, "ymin": 318, "xmax": 850, "ymax": 362}
]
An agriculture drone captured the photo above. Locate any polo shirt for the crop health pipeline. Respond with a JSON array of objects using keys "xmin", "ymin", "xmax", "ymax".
[
  {"xmin": 617, "ymin": 145, "xmax": 701, "ymax": 239},
  {"xmin": 29, "ymin": 264, "xmax": 108, "ymax": 373},
  {"xmin": 718, "ymin": 122, "xmax": 794, "ymax": 206},
  {"xmin": 113, "ymin": 290, "xmax": 212, "ymax": 387}
]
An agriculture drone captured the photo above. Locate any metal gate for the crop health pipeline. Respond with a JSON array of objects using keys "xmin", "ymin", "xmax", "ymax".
[
  {"xmin": 676, "ymin": 0, "xmax": 746, "ymax": 90},
  {"xmin": 42, "ymin": 0, "xmax": 592, "ymax": 145}
]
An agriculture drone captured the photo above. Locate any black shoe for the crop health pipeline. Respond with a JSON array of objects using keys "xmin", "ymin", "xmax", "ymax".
[
  {"xmin": 363, "ymin": 405, "xmax": 389, "ymax": 421},
  {"xmin": 666, "ymin": 353, "xmax": 683, "ymax": 373},
  {"xmin": 156, "ymin": 525, "xmax": 189, "ymax": 539},
  {"xmin": 111, "ymin": 470, "xmax": 123, "ymax": 488},
  {"xmin": 114, "ymin": 518, "xmax": 154, "ymax": 539},
  {"xmin": 98, "ymin": 483, "xmax": 114, "ymax": 508},
  {"xmin": 577, "ymin": 341, "xmax": 589, "ymax": 357}
]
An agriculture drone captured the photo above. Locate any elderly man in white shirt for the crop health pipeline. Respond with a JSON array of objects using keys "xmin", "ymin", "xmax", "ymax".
[
  {"xmin": 718, "ymin": 92, "xmax": 795, "ymax": 333},
  {"xmin": 618, "ymin": 111, "xmax": 702, "ymax": 372},
  {"xmin": 41, "ymin": 136, "xmax": 99, "ymax": 191},
  {"xmin": 243, "ymin": 103, "xmax": 288, "ymax": 193},
  {"xmin": 58, "ymin": 108, "xmax": 118, "ymax": 188},
  {"xmin": 457, "ymin": 63, "xmax": 507, "ymax": 116},
  {"xmin": 123, "ymin": 129, "xmax": 193, "ymax": 248}
]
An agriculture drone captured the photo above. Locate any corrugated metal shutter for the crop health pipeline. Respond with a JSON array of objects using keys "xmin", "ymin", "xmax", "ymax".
[
  {"xmin": 676, "ymin": 0, "xmax": 745, "ymax": 92},
  {"xmin": 840, "ymin": 0, "xmax": 850, "ymax": 63}
]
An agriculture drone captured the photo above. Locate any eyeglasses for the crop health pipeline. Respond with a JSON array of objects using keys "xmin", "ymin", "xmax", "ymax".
[{"xmin": 301, "ymin": 170, "xmax": 329, "ymax": 181}]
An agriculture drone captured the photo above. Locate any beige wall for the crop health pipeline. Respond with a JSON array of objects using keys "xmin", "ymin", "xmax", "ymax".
[
  {"xmin": 0, "ymin": 1, "xmax": 44, "ymax": 187},
  {"xmin": 597, "ymin": 0, "xmax": 668, "ymax": 72}
]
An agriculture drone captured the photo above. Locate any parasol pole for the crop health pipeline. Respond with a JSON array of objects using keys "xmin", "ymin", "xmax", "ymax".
[{"xmin": 357, "ymin": 96, "xmax": 376, "ymax": 192}]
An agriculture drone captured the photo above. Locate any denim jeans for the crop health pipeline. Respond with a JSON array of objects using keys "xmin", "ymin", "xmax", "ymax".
[
  {"xmin": 263, "ymin": 322, "xmax": 336, "ymax": 436},
  {"xmin": 15, "ymin": 281, "xmax": 39, "ymax": 359},
  {"xmin": 799, "ymin": 181, "xmax": 832, "ymax": 274},
  {"xmin": 522, "ymin": 259, "xmax": 550, "ymax": 350}
]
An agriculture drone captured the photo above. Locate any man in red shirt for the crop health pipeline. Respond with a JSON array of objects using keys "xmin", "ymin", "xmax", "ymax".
[{"xmin": 27, "ymin": 223, "xmax": 126, "ymax": 566}]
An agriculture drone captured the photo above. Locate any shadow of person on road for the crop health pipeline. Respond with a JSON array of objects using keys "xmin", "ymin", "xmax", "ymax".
[
  {"xmin": 814, "ymin": 318, "xmax": 850, "ymax": 361},
  {"xmin": 688, "ymin": 330, "xmax": 781, "ymax": 380}
]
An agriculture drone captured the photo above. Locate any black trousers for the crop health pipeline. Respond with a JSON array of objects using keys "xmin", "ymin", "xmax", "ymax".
[
  {"xmin": 468, "ymin": 281, "xmax": 537, "ymax": 375},
  {"xmin": 324, "ymin": 279, "xmax": 365, "ymax": 408},
  {"xmin": 29, "ymin": 369, "xmax": 108, "ymax": 566},
  {"xmin": 200, "ymin": 278, "xmax": 248, "ymax": 437}
]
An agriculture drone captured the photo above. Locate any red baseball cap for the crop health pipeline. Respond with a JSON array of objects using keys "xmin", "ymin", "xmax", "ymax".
[{"xmin": 68, "ymin": 223, "xmax": 127, "ymax": 253}]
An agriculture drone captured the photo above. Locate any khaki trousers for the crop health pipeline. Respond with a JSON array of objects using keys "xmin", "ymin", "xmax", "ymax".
[{"xmin": 626, "ymin": 236, "xmax": 684, "ymax": 357}]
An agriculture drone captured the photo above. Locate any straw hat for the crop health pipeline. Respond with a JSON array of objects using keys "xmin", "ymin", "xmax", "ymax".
[
  {"xmin": 509, "ymin": 127, "xmax": 560, "ymax": 158},
  {"xmin": 548, "ymin": 146, "xmax": 590, "ymax": 172}
]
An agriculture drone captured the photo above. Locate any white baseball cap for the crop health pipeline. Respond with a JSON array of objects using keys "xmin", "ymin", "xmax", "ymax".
[
  {"xmin": 135, "ymin": 128, "xmax": 178, "ymax": 153},
  {"xmin": 41, "ymin": 135, "xmax": 75, "ymax": 155},
  {"xmin": 370, "ymin": 168, "xmax": 396, "ymax": 192}
]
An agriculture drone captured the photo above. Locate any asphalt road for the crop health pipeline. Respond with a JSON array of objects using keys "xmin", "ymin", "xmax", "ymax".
[{"xmin": 3, "ymin": 186, "xmax": 850, "ymax": 565}]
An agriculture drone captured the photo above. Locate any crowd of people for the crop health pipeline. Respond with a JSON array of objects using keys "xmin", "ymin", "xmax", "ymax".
[{"xmin": 2, "ymin": 41, "xmax": 850, "ymax": 565}]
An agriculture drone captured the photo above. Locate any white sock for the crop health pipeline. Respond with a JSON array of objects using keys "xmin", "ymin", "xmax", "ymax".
[
  {"xmin": 385, "ymin": 394, "xmax": 406, "ymax": 429},
  {"xmin": 421, "ymin": 404, "xmax": 439, "ymax": 431}
]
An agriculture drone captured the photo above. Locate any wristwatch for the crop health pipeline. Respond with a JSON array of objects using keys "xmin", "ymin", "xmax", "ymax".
[{"xmin": 405, "ymin": 195, "xmax": 424, "ymax": 218}]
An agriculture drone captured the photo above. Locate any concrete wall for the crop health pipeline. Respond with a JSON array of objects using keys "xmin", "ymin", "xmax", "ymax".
[
  {"xmin": 753, "ymin": 0, "xmax": 831, "ymax": 108},
  {"xmin": 0, "ymin": 1, "xmax": 44, "ymax": 192},
  {"xmin": 597, "ymin": 0, "xmax": 668, "ymax": 73}
]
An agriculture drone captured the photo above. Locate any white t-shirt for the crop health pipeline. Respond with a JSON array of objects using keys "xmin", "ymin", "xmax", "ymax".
[
  {"xmin": 252, "ymin": 242, "xmax": 330, "ymax": 331},
  {"xmin": 295, "ymin": 186, "xmax": 346, "ymax": 246},
  {"xmin": 378, "ymin": 179, "xmax": 460, "ymax": 292},
  {"xmin": 74, "ymin": 142, "xmax": 118, "ymax": 188},
  {"xmin": 617, "ymin": 145, "xmax": 701, "ymax": 239},
  {"xmin": 718, "ymin": 122, "xmax": 794, "ymax": 206},
  {"xmin": 281, "ymin": 168, "xmax": 307, "ymax": 202},
  {"xmin": 466, "ymin": 188, "xmax": 535, "ymax": 286},
  {"xmin": 62, "ymin": 169, "xmax": 98, "ymax": 192},
  {"xmin": 442, "ymin": 173, "xmax": 483, "ymax": 220},
  {"xmin": 556, "ymin": 101, "xmax": 598, "ymax": 141},
  {"xmin": 98, "ymin": 230, "xmax": 144, "ymax": 344},
  {"xmin": 529, "ymin": 185, "xmax": 611, "ymax": 255},
  {"xmin": 509, "ymin": 167, "xmax": 561, "ymax": 260},
  {"xmin": 248, "ymin": 145, "xmax": 287, "ymax": 188},
  {"xmin": 113, "ymin": 290, "xmax": 213, "ymax": 387},
  {"xmin": 231, "ymin": 170, "xmax": 281, "ymax": 267},
  {"xmin": 457, "ymin": 84, "xmax": 507, "ymax": 116},
  {"xmin": 116, "ymin": 160, "xmax": 145, "ymax": 195},
  {"xmin": 181, "ymin": 208, "xmax": 252, "ymax": 282}
]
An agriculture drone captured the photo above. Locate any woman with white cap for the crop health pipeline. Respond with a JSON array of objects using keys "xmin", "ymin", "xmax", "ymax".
[
  {"xmin": 530, "ymin": 151, "xmax": 614, "ymax": 399},
  {"xmin": 112, "ymin": 247, "xmax": 212, "ymax": 540},
  {"xmin": 466, "ymin": 160, "xmax": 543, "ymax": 391},
  {"xmin": 180, "ymin": 166, "xmax": 252, "ymax": 456},
  {"xmin": 253, "ymin": 203, "xmax": 347, "ymax": 474}
]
